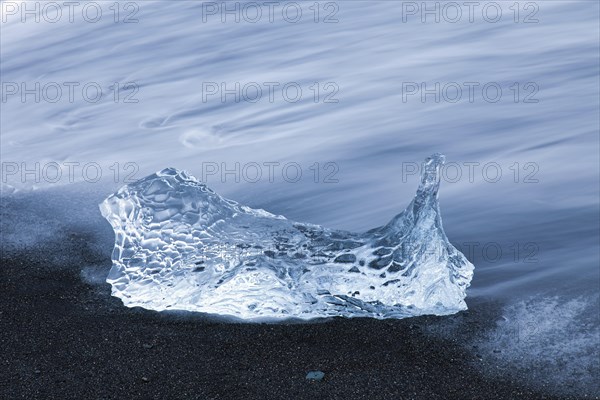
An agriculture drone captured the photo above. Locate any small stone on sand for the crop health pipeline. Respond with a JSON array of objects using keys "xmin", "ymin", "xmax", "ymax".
[{"xmin": 306, "ymin": 371, "xmax": 325, "ymax": 381}]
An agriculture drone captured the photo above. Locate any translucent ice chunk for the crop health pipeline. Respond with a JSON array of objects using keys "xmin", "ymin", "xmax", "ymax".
[{"xmin": 100, "ymin": 153, "xmax": 473, "ymax": 320}]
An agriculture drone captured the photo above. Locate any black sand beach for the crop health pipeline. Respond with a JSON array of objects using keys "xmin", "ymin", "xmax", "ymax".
[
  {"xmin": 0, "ymin": 190, "xmax": 597, "ymax": 400},
  {"xmin": 0, "ymin": 252, "xmax": 574, "ymax": 400}
]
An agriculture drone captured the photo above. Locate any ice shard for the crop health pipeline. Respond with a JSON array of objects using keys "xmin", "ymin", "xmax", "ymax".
[{"xmin": 100, "ymin": 153, "xmax": 473, "ymax": 320}]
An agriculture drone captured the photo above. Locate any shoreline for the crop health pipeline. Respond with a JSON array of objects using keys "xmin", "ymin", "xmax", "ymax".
[{"xmin": 1, "ymin": 191, "xmax": 597, "ymax": 399}]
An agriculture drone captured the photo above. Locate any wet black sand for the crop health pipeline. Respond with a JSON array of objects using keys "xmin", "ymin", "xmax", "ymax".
[
  {"xmin": 0, "ymin": 253, "xmax": 574, "ymax": 400},
  {"xmin": 0, "ymin": 191, "xmax": 596, "ymax": 399}
]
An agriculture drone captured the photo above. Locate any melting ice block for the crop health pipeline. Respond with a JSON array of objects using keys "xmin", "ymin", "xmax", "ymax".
[{"xmin": 100, "ymin": 154, "xmax": 473, "ymax": 320}]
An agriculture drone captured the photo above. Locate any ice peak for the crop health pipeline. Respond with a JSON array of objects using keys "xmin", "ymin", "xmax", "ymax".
[{"xmin": 417, "ymin": 152, "xmax": 445, "ymax": 198}]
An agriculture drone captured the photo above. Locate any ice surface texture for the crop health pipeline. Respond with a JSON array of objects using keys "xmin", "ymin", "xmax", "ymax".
[{"xmin": 100, "ymin": 154, "xmax": 473, "ymax": 320}]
